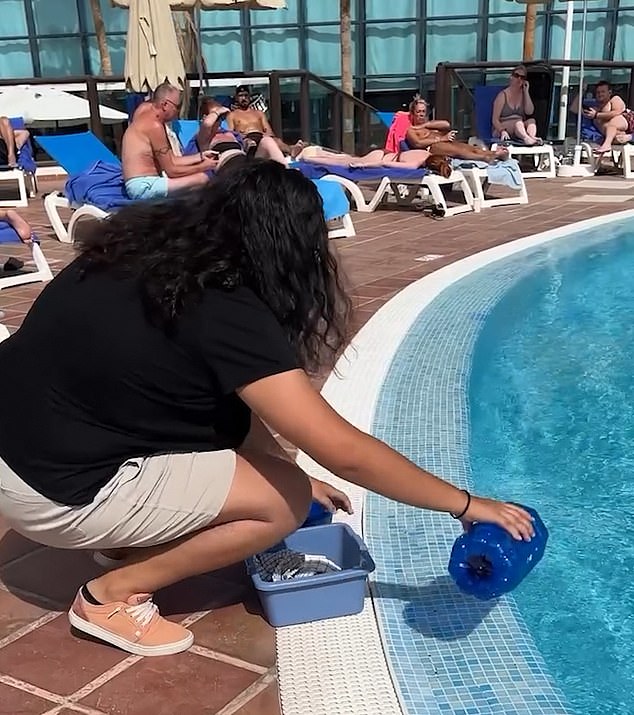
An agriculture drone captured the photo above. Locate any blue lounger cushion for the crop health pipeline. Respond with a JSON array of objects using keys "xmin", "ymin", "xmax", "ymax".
[
  {"xmin": 35, "ymin": 132, "xmax": 121, "ymax": 176},
  {"xmin": 294, "ymin": 160, "xmax": 428, "ymax": 182}
]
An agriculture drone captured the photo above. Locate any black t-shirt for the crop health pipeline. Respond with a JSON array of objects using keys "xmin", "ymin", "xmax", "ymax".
[{"xmin": 0, "ymin": 258, "xmax": 298, "ymax": 506}]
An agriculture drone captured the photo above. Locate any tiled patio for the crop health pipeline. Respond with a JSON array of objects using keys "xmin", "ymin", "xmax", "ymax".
[{"xmin": 0, "ymin": 173, "xmax": 628, "ymax": 714}]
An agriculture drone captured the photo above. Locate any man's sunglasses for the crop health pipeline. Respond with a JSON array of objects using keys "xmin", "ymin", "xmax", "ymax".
[
  {"xmin": 164, "ymin": 98, "xmax": 182, "ymax": 110},
  {"xmin": 512, "ymin": 72, "xmax": 527, "ymax": 79}
]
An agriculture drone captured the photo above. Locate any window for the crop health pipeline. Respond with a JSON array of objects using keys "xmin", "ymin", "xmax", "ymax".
[
  {"xmin": 366, "ymin": 23, "xmax": 416, "ymax": 76},
  {"xmin": 427, "ymin": 0, "xmax": 476, "ymax": 18},
  {"xmin": 426, "ymin": 20, "xmax": 478, "ymax": 71},
  {"xmin": 488, "ymin": 15, "xmax": 545, "ymax": 62},
  {"xmin": 32, "ymin": 0, "xmax": 79, "ymax": 35},
  {"xmin": 366, "ymin": 0, "xmax": 416, "ymax": 20},
  {"xmin": 81, "ymin": 0, "xmax": 128, "ymax": 33},
  {"xmin": 87, "ymin": 34, "xmax": 126, "ymax": 76},
  {"xmin": 201, "ymin": 30, "xmax": 245, "ymax": 73},
  {"xmin": 305, "ymin": 0, "xmax": 344, "ymax": 23},
  {"xmin": 0, "ymin": 40, "xmax": 33, "ymax": 79},
  {"xmin": 252, "ymin": 29, "xmax": 300, "ymax": 70},
  {"xmin": 306, "ymin": 26, "xmax": 343, "ymax": 77},
  {"xmin": 38, "ymin": 38, "xmax": 85, "ymax": 76},
  {"xmin": 250, "ymin": 3, "xmax": 297, "ymax": 25},
  {"xmin": 0, "ymin": 0, "xmax": 28, "ymax": 37}
]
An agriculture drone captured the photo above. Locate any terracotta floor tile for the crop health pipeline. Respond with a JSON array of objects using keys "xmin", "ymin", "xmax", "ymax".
[
  {"xmin": 81, "ymin": 652, "xmax": 259, "ymax": 714},
  {"xmin": 0, "ymin": 548, "xmax": 103, "ymax": 610},
  {"xmin": 190, "ymin": 588, "xmax": 275, "ymax": 668},
  {"xmin": 154, "ymin": 574, "xmax": 248, "ymax": 621},
  {"xmin": 0, "ymin": 521, "xmax": 41, "ymax": 567},
  {"xmin": 0, "ymin": 682, "xmax": 55, "ymax": 714},
  {"xmin": 233, "ymin": 680, "xmax": 281, "ymax": 715},
  {"xmin": 0, "ymin": 588, "xmax": 49, "ymax": 641},
  {"xmin": 0, "ymin": 615, "xmax": 127, "ymax": 696}
]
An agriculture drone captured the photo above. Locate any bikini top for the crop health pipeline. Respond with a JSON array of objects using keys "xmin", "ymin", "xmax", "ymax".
[{"xmin": 499, "ymin": 90, "xmax": 526, "ymax": 121}]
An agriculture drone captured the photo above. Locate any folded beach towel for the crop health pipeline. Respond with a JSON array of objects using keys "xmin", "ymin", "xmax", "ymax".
[
  {"xmin": 452, "ymin": 157, "xmax": 523, "ymax": 190},
  {"xmin": 253, "ymin": 548, "xmax": 342, "ymax": 582},
  {"xmin": 64, "ymin": 160, "xmax": 134, "ymax": 210},
  {"xmin": 384, "ymin": 111, "xmax": 412, "ymax": 153}
]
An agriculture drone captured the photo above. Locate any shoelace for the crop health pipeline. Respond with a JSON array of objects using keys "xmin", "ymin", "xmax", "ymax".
[{"xmin": 108, "ymin": 600, "xmax": 158, "ymax": 628}]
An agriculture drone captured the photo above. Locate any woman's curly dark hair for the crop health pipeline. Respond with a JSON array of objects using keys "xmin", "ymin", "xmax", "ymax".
[{"xmin": 76, "ymin": 160, "xmax": 351, "ymax": 373}]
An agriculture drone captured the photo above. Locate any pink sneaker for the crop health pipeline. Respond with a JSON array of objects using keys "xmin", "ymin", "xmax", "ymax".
[{"xmin": 68, "ymin": 588, "xmax": 194, "ymax": 656}]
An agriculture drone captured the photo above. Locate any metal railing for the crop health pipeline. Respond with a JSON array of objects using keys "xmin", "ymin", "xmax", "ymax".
[{"xmin": 0, "ymin": 69, "xmax": 384, "ymax": 153}]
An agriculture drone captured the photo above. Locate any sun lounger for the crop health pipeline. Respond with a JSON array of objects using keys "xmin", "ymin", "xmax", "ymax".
[
  {"xmin": 0, "ymin": 222, "xmax": 53, "ymax": 291},
  {"xmin": 473, "ymin": 85, "xmax": 556, "ymax": 179},
  {"xmin": 35, "ymin": 132, "xmax": 127, "ymax": 243},
  {"xmin": 37, "ymin": 132, "xmax": 355, "ymax": 242},
  {"xmin": 0, "ymin": 117, "xmax": 37, "ymax": 208},
  {"xmin": 294, "ymin": 160, "xmax": 476, "ymax": 217},
  {"xmin": 574, "ymin": 110, "xmax": 634, "ymax": 178}
]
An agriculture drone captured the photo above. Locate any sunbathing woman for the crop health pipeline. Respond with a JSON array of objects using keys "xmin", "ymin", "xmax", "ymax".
[
  {"xmin": 296, "ymin": 145, "xmax": 432, "ymax": 169},
  {"xmin": 491, "ymin": 65, "xmax": 542, "ymax": 146}
]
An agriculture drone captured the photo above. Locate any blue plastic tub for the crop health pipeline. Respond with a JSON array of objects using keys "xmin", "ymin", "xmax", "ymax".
[{"xmin": 246, "ymin": 523, "xmax": 375, "ymax": 627}]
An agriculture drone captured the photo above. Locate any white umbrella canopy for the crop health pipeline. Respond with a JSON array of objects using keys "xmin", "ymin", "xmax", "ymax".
[
  {"xmin": 0, "ymin": 86, "xmax": 128, "ymax": 127},
  {"xmin": 113, "ymin": 0, "xmax": 187, "ymax": 92}
]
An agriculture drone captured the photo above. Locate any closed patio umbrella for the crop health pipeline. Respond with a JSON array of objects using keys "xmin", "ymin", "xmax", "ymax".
[{"xmin": 113, "ymin": 0, "xmax": 187, "ymax": 93}]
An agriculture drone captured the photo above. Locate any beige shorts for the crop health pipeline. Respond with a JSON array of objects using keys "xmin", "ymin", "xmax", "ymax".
[{"xmin": 0, "ymin": 451, "xmax": 236, "ymax": 550}]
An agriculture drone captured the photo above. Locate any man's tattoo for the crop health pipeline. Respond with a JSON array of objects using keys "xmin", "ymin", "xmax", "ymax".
[{"xmin": 152, "ymin": 145, "xmax": 171, "ymax": 157}]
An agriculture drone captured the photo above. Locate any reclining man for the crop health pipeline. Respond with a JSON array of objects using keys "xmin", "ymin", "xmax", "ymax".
[
  {"xmin": 570, "ymin": 80, "xmax": 634, "ymax": 154},
  {"xmin": 406, "ymin": 98, "xmax": 508, "ymax": 164},
  {"xmin": 122, "ymin": 83, "xmax": 217, "ymax": 201},
  {"xmin": 195, "ymin": 97, "xmax": 291, "ymax": 168},
  {"xmin": 0, "ymin": 116, "xmax": 30, "ymax": 167},
  {"xmin": 227, "ymin": 85, "xmax": 304, "ymax": 161}
]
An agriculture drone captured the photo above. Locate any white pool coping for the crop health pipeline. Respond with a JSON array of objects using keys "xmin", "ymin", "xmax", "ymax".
[{"xmin": 277, "ymin": 208, "xmax": 634, "ymax": 715}]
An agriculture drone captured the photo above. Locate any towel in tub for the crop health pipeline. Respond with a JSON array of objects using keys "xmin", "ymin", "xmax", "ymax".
[{"xmin": 254, "ymin": 549, "xmax": 342, "ymax": 582}]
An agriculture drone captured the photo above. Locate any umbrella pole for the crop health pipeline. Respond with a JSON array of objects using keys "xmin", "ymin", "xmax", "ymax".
[
  {"xmin": 575, "ymin": 0, "xmax": 588, "ymax": 147},
  {"xmin": 196, "ymin": 6, "xmax": 205, "ymax": 114}
]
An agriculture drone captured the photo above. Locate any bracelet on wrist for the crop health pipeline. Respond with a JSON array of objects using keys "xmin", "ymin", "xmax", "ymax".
[{"xmin": 450, "ymin": 489, "xmax": 471, "ymax": 519}]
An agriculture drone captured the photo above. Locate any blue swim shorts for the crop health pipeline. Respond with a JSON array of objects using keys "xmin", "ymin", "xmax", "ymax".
[{"xmin": 124, "ymin": 175, "xmax": 169, "ymax": 200}]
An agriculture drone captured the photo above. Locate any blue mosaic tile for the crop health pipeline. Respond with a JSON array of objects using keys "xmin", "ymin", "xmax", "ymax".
[{"xmin": 361, "ymin": 224, "xmax": 624, "ymax": 714}]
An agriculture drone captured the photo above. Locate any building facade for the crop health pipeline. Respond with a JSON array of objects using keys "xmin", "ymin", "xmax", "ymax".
[{"xmin": 1, "ymin": 0, "xmax": 633, "ymax": 93}]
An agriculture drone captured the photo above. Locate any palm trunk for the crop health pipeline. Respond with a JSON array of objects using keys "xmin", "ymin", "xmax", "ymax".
[
  {"xmin": 340, "ymin": 0, "xmax": 354, "ymax": 153},
  {"xmin": 89, "ymin": 0, "xmax": 112, "ymax": 75},
  {"xmin": 523, "ymin": 2, "xmax": 538, "ymax": 61}
]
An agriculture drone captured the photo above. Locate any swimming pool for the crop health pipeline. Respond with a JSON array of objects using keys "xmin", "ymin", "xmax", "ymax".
[{"xmin": 365, "ymin": 215, "xmax": 634, "ymax": 715}]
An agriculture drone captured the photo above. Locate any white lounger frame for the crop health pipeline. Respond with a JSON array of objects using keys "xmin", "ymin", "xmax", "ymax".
[
  {"xmin": 319, "ymin": 169, "xmax": 476, "ymax": 217},
  {"xmin": 44, "ymin": 190, "xmax": 356, "ymax": 243},
  {"xmin": 503, "ymin": 144, "xmax": 557, "ymax": 179},
  {"xmin": 0, "ymin": 168, "xmax": 29, "ymax": 208},
  {"xmin": 460, "ymin": 167, "xmax": 529, "ymax": 210},
  {"xmin": 579, "ymin": 142, "xmax": 634, "ymax": 179},
  {"xmin": 0, "ymin": 241, "xmax": 53, "ymax": 291}
]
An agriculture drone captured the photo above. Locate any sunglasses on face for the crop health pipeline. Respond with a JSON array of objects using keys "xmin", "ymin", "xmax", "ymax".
[
  {"xmin": 512, "ymin": 72, "xmax": 527, "ymax": 80},
  {"xmin": 164, "ymin": 98, "xmax": 182, "ymax": 110}
]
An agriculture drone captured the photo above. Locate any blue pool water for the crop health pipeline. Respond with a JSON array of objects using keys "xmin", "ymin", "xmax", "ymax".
[
  {"xmin": 470, "ymin": 226, "xmax": 634, "ymax": 715},
  {"xmin": 365, "ymin": 218, "xmax": 634, "ymax": 715}
]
